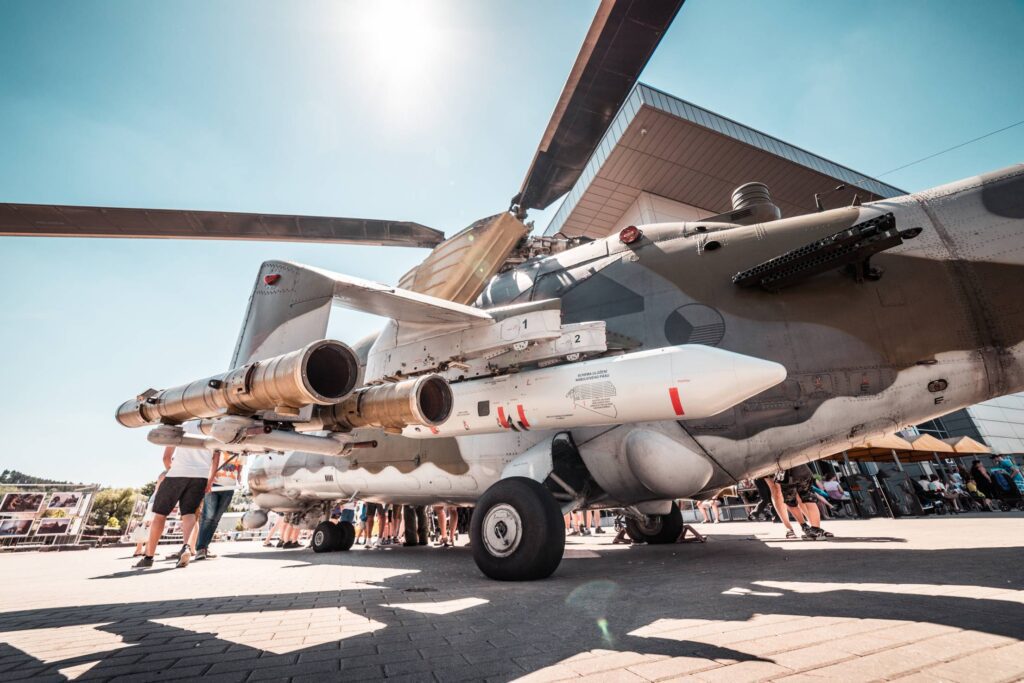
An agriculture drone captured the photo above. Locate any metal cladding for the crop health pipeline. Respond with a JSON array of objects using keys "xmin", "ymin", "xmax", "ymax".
[
  {"xmin": 303, "ymin": 375, "xmax": 454, "ymax": 434},
  {"xmin": 115, "ymin": 339, "xmax": 359, "ymax": 428},
  {"xmin": 401, "ymin": 344, "xmax": 787, "ymax": 438}
]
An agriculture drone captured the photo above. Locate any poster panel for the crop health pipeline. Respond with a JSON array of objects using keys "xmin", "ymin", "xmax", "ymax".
[
  {"xmin": 0, "ymin": 492, "xmax": 45, "ymax": 514},
  {"xmin": 46, "ymin": 492, "xmax": 83, "ymax": 513},
  {"xmin": 34, "ymin": 517, "xmax": 73, "ymax": 536},
  {"xmin": 132, "ymin": 498, "xmax": 148, "ymax": 517},
  {"xmin": 0, "ymin": 518, "xmax": 34, "ymax": 537}
]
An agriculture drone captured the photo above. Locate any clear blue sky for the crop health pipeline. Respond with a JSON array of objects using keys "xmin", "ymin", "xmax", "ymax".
[{"xmin": 2, "ymin": 0, "xmax": 1022, "ymax": 487}]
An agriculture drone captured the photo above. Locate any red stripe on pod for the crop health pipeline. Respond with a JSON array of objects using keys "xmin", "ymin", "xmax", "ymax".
[
  {"xmin": 516, "ymin": 404, "xmax": 531, "ymax": 430},
  {"xmin": 669, "ymin": 387, "xmax": 685, "ymax": 416},
  {"xmin": 497, "ymin": 406, "xmax": 510, "ymax": 429}
]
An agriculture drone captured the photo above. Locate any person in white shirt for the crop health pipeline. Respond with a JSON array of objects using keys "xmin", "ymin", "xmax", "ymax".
[
  {"xmin": 134, "ymin": 424, "xmax": 218, "ymax": 569},
  {"xmin": 821, "ymin": 474, "xmax": 850, "ymax": 501},
  {"xmin": 928, "ymin": 474, "xmax": 963, "ymax": 512}
]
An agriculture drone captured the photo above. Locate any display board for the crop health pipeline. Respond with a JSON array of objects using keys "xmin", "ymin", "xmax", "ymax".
[
  {"xmin": 0, "ymin": 492, "xmax": 45, "ymax": 514},
  {"xmin": 0, "ymin": 488, "xmax": 94, "ymax": 546},
  {"xmin": 0, "ymin": 519, "xmax": 33, "ymax": 537},
  {"xmin": 46, "ymin": 491, "xmax": 84, "ymax": 513}
]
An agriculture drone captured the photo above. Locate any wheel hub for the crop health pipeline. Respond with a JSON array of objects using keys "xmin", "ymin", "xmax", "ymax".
[
  {"xmin": 482, "ymin": 503, "xmax": 522, "ymax": 558},
  {"xmin": 635, "ymin": 515, "xmax": 662, "ymax": 536},
  {"xmin": 313, "ymin": 530, "xmax": 325, "ymax": 546}
]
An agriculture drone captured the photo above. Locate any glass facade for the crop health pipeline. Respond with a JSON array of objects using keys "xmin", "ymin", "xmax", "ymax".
[
  {"xmin": 914, "ymin": 396, "xmax": 1024, "ymax": 455},
  {"xmin": 964, "ymin": 395, "xmax": 1024, "ymax": 454}
]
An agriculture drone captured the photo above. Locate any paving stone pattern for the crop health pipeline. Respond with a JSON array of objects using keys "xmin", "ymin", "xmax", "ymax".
[{"xmin": 0, "ymin": 516, "xmax": 1022, "ymax": 682}]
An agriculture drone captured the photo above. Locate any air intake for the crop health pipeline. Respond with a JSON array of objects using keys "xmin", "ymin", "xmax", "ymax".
[
  {"xmin": 701, "ymin": 182, "xmax": 782, "ymax": 226},
  {"xmin": 732, "ymin": 182, "xmax": 773, "ymax": 211}
]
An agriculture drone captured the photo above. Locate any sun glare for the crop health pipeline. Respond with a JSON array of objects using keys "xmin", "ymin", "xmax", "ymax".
[{"xmin": 346, "ymin": 2, "xmax": 454, "ymax": 127}]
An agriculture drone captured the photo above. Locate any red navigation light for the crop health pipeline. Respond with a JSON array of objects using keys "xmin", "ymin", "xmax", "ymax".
[
  {"xmin": 264, "ymin": 274, "xmax": 281, "ymax": 285},
  {"xmin": 619, "ymin": 225, "xmax": 642, "ymax": 245}
]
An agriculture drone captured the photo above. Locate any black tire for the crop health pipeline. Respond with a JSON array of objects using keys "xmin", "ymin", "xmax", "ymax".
[
  {"xmin": 625, "ymin": 502, "xmax": 683, "ymax": 544},
  {"xmin": 471, "ymin": 477, "xmax": 564, "ymax": 581},
  {"xmin": 311, "ymin": 521, "xmax": 343, "ymax": 553},
  {"xmin": 336, "ymin": 521, "xmax": 355, "ymax": 551}
]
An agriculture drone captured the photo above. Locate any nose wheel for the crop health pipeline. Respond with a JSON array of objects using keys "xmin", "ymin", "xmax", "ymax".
[{"xmin": 471, "ymin": 477, "xmax": 564, "ymax": 581}]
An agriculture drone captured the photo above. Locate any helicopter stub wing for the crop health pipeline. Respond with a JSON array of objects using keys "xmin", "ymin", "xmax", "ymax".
[
  {"xmin": 0, "ymin": 203, "xmax": 445, "ymax": 248},
  {"xmin": 231, "ymin": 260, "xmax": 492, "ymax": 368}
]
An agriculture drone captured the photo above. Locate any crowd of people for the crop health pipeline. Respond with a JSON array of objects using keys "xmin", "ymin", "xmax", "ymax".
[
  {"xmin": 912, "ymin": 456, "xmax": 1024, "ymax": 513},
  {"xmin": 127, "ymin": 429, "xmax": 1024, "ymax": 568}
]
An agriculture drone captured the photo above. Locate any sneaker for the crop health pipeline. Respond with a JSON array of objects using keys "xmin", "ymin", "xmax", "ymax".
[
  {"xmin": 595, "ymin": 527, "xmax": 605, "ymax": 534},
  {"xmin": 194, "ymin": 548, "xmax": 208, "ymax": 561},
  {"xmin": 134, "ymin": 556, "xmax": 154, "ymax": 569},
  {"xmin": 175, "ymin": 546, "xmax": 192, "ymax": 568},
  {"xmin": 164, "ymin": 551, "xmax": 181, "ymax": 560},
  {"xmin": 282, "ymin": 541, "xmax": 300, "ymax": 549}
]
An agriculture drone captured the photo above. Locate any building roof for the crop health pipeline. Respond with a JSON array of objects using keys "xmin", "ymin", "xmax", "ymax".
[{"xmin": 544, "ymin": 83, "xmax": 905, "ymax": 238}]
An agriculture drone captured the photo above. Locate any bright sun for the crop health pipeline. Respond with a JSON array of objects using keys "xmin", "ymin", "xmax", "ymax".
[{"xmin": 347, "ymin": 2, "xmax": 453, "ymax": 123}]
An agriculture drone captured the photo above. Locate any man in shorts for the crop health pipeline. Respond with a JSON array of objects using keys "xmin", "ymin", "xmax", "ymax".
[
  {"xmin": 773, "ymin": 465, "xmax": 833, "ymax": 539},
  {"xmin": 134, "ymin": 426, "xmax": 218, "ymax": 569}
]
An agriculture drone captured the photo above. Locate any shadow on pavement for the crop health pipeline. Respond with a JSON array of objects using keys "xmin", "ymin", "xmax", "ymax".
[{"xmin": 1, "ymin": 536, "xmax": 1022, "ymax": 681}]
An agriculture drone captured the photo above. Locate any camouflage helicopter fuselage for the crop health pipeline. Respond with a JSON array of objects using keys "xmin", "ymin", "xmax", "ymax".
[{"xmin": 249, "ymin": 165, "xmax": 1024, "ymax": 516}]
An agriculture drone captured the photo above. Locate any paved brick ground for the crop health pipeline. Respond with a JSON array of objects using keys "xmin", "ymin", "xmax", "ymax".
[{"xmin": 0, "ymin": 515, "xmax": 1022, "ymax": 682}]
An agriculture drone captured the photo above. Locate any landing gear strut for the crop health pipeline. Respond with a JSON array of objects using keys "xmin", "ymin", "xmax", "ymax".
[
  {"xmin": 625, "ymin": 502, "xmax": 683, "ymax": 544},
  {"xmin": 470, "ymin": 477, "xmax": 564, "ymax": 581}
]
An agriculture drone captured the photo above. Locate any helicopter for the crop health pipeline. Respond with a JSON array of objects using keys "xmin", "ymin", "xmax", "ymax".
[{"xmin": 3, "ymin": 0, "xmax": 1023, "ymax": 580}]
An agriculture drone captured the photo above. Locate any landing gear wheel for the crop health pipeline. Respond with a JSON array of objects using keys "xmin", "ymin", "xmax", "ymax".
[
  {"xmin": 625, "ymin": 502, "xmax": 684, "ymax": 544},
  {"xmin": 471, "ymin": 477, "xmax": 564, "ymax": 581},
  {"xmin": 336, "ymin": 521, "xmax": 355, "ymax": 551},
  {"xmin": 311, "ymin": 521, "xmax": 343, "ymax": 553}
]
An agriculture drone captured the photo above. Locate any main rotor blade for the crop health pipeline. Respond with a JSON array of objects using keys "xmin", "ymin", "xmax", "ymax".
[
  {"xmin": 0, "ymin": 203, "xmax": 445, "ymax": 248},
  {"xmin": 516, "ymin": 0, "xmax": 685, "ymax": 212}
]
